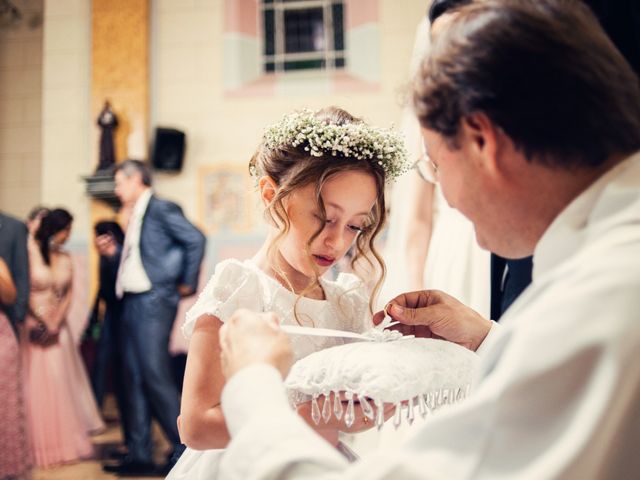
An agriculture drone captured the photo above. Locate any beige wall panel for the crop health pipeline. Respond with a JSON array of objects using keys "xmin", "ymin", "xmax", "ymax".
[{"xmin": 0, "ymin": 0, "xmax": 44, "ymax": 217}]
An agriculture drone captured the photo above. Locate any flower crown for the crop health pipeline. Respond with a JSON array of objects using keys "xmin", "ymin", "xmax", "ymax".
[{"xmin": 257, "ymin": 109, "xmax": 410, "ymax": 181}]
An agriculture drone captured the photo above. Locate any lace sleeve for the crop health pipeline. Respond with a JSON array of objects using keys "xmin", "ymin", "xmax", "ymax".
[{"xmin": 182, "ymin": 259, "xmax": 263, "ymax": 338}]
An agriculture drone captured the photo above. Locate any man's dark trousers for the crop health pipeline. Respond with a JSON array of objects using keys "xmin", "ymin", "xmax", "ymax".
[{"xmin": 121, "ymin": 286, "xmax": 184, "ymax": 463}]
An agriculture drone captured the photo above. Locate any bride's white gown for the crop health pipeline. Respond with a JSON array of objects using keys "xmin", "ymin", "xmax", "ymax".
[
  {"xmin": 167, "ymin": 259, "xmax": 372, "ymax": 479},
  {"xmin": 380, "ymin": 16, "xmax": 490, "ymax": 318}
]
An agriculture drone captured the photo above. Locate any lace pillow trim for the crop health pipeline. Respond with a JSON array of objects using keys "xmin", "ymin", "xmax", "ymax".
[{"xmin": 285, "ymin": 337, "xmax": 478, "ymax": 430}]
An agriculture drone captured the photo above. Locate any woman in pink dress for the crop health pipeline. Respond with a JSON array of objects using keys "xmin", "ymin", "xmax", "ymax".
[
  {"xmin": 0, "ymin": 257, "xmax": 32, "ymax": 479},
  {"xmin": 22, "ymin": 208, "xmax": 105, "ymax": 467}
]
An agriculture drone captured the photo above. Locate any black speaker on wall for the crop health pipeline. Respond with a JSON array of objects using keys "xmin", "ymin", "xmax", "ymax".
[{"xmin": 151, "ymin": 127, "xmax": 186, "ymax": 171}]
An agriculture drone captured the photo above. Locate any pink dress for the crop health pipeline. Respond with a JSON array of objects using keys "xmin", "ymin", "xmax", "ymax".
[
  {"xmin": 22, "ymin": 241, "xmax": 105, "ymax": 467},
  {"xmin": 0, "ymin": 312, "xmax": 32, "ymax": 478}
]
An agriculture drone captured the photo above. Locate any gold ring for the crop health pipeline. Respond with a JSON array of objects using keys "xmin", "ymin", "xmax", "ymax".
[{"xmin": 363, "ymin": 417, "xmax": 369, "ymax": 424}]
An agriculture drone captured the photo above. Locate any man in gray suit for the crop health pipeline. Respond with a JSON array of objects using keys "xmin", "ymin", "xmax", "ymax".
[
  {"xmin": 0, "ymin": 212, "xmax": 29, "ymax": 337},
  {"xmin": 98, "ymin": 160, "xmax": 206, "ymax": 476}
]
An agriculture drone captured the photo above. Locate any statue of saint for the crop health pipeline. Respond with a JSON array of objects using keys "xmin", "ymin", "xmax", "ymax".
[{"xmin": 96, "ymin": 100, "xmax": 118, "ymax": 172}]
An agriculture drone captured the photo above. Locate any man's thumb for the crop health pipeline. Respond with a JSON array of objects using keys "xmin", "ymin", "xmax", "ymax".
[
  {"xmin": 389, "ymin": 302, "xmax": 433, "ymax": 327},
  {"xmin": 389, "ymin": 303, "xmax": 415, "ymax": 323}
]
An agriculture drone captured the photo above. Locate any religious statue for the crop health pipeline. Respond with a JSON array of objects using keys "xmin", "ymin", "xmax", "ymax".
[{"xmin": 96, "ymin": 100, "xmax": 118, "ymax": 172}]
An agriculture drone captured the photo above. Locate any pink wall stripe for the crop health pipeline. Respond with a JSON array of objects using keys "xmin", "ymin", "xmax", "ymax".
[
  {"xmin": 225, "ymin": 74, "xmax": 277, "ymax": 97},
  {"xmin": 333, "ymin": 71, "xmax": 380, "ymax": 93},
  {"xmin": 224, "ymin": 0, "xmax": 259, "ymax": 37},
  {"xmin": 345, "ymin": 0, "xmax": 378, "ymax": 29}
]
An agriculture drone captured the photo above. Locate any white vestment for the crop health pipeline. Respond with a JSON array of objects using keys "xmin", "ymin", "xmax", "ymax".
[{"xmin": 219, "ymin": 151, "xmax": 640, "ymax": 479}]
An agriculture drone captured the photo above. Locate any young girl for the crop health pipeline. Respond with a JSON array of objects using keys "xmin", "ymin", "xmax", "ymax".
[
  {"xmin": 168, "ymin": 107, "xmax": 408, "ymax": 478},
  {"xmin": 22, "ymin": 209, "xmax": 105, "ymax": 467}
]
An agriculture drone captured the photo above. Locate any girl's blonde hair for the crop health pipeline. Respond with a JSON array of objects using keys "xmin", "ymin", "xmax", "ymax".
[{"xmin": 250, "ymin": 107, "xmax": 387, "ymax": 324}]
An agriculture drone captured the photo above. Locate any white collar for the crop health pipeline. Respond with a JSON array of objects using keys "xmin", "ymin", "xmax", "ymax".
[
  {"xmin": 534, "ymin": 150, "xmax": 640, "ymax": 280},
  {"xmin": 132, "ymin": 188, "xmax": 153, "ymax": 217}
]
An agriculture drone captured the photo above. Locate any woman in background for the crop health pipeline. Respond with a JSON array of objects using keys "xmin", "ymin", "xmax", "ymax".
[
  {"xmin": 23, "ymin": 208, "xmax": 104, "ymax": 467},
  {"xmin": 26, "ymin": 206, "xmax": 49, "ymax": 238},
  {"xmin": 0, "ymin": 257, "xmax": 32, "ymax": 479},
  {"xmin": 381, "ymin": 5, "xmax": 490, "ymax": 316}
]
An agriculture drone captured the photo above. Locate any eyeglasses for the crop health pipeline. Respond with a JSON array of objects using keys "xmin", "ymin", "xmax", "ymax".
[{"xmin": 411, "ymin": 152, "xmax": 438, "ymax": 183}]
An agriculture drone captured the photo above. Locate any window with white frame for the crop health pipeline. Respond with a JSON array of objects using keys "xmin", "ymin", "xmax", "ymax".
[{"xmin": 261, "ymin": 0, "xmax": 346, "ymax": 73}]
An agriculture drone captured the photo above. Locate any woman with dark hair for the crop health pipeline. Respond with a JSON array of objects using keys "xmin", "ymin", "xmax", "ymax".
[
  {"xmin": 25, "ymin": 205, "xmax": 50, "ymax": 237},
  {"xmin": 23, "ymin": 208, "xmax": 104, "ymax": 468}
]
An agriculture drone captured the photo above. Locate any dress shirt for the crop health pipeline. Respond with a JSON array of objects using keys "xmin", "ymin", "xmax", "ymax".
[
  {"xmin": 219, "ymin": 151, "xmax": 640, "ymax": 479},
  {"xmin": 490, "ymin": 254, "xmax": 533, "ymax": 321},
  {"xmin": 116, "ymin": 188, "xmax": 152, "ymax": 297}
]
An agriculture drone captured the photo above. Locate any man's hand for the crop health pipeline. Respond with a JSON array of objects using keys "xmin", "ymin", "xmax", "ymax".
[
  {"xmin": 219, "ymin": 309, "xmax": 294, "ymax": 380},
  {"xmin": 373, "ymin": 290, "xmax": 492, "ymax": 351},
  {"xmin": 95, "ymin": 233, "xmax": 117, "ymax": 257}
]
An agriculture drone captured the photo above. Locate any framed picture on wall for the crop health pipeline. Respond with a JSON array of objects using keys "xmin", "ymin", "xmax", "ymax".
[{"xmin": 198, "ymin": 165, "xmax": 255, "ymax": 235}]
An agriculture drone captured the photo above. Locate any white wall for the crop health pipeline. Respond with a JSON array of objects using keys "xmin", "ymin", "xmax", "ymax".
[
  {"xmin": 40, "ymin": 0, "xmax": 92, "ymax": 239},
  {"xmin": 150, "ymin": 0, "xmax": 427, "ymax": 228},
  {"xmin": 2, "ymin": 0, "xmax": 427, "ymax": 242}
]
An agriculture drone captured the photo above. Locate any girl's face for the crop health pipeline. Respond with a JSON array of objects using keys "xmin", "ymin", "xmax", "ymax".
[{"xmin": 278, "ymin": 170, "xmax": 378, "ymax": 279}]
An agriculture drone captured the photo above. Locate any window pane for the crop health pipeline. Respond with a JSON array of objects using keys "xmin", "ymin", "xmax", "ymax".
[
  {"xmin": 332, "ymin": 3, "xmax": 344, "ymax": 51},
  {"xmin": 284, "ymin": 7, "xmax": 324, "ymax": 53},
  {"xmin": 284, "ymin": 59, "xmax": 325, "ymax": 71},
  {"xmin": 261, "ymin": 1, "xmax": 348, "ymax": 73},
  {"xmin": 264, "ymin": 9, "xmax": 275, "ymax": 55}
]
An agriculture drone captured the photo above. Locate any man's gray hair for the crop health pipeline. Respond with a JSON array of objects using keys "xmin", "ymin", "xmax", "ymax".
[{"xmin": 115, "ymin": 159, "xmax": 153, "ymax": 186}]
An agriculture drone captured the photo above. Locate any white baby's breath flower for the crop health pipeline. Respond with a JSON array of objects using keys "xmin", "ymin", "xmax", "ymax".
[{"xmin": 260, "ymin": 109, "xmax": 410, "ymax": 182}]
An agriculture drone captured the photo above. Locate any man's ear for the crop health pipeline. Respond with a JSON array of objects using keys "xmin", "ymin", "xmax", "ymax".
[
  {"xmin": 460, "ymin": 112, "xmax": 501, "ymax": 177},
  {"xmin": 258, "ymin": 176, "xmax": 277, "ymax": 206}
]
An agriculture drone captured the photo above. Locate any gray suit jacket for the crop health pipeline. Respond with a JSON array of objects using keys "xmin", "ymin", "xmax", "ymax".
[
  {"xmin": 0, "ymin": 212, "xmax": 29, "ymax": 334},
  {"xmin": 128, "ymin": 196, "xmax": 206, "ymax": 303}
]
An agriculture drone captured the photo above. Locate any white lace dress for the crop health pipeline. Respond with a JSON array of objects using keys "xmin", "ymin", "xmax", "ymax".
[{"xmin": 167, "ymin": 259, "xmax": 372, "ymax": 479}]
